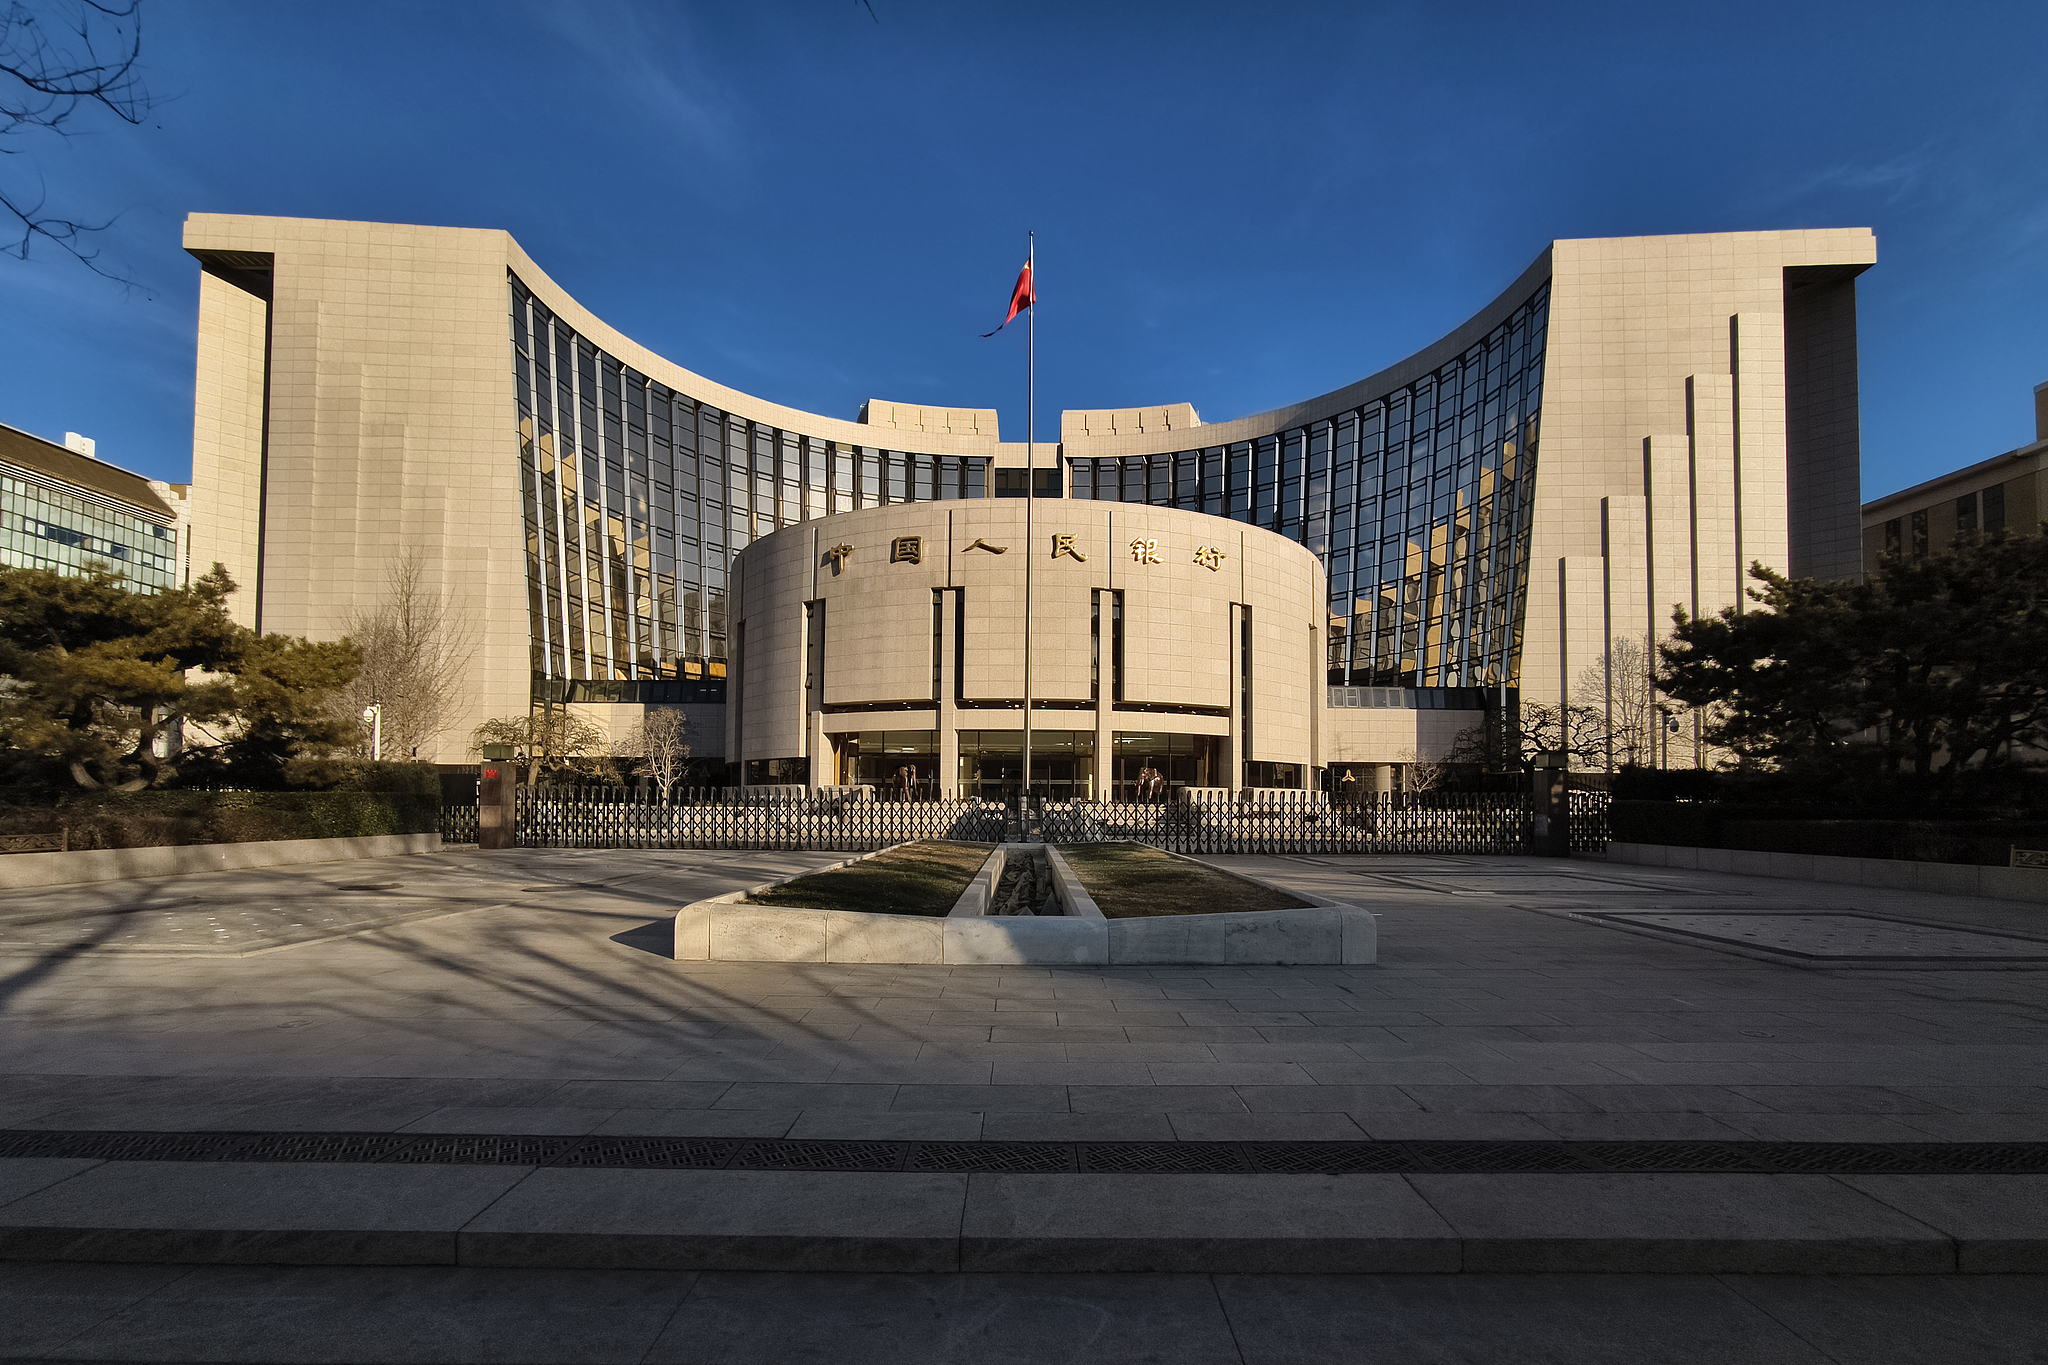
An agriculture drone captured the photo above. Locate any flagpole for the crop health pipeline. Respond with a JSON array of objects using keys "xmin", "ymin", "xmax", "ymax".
[{"xmin": 1022, "ymin": 230, "xmax": 1035, "ymax": 827}]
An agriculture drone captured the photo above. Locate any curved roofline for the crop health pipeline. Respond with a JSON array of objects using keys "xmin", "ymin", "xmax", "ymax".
[
  {"xmin": 502, "ymin": 234, "xmax": 1007, "ymax": 459},
  {"xmin": 1059, "ymin": 245, "xmax": 1554, "ymax": 459}
]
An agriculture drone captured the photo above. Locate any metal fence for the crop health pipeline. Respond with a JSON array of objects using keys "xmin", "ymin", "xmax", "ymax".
[
  {"xmin": 1044, "ymin": 792, "xmax": 1536, "ymax": 856},
  {"xmin": 439, "ymin": 803, "xmax": 478, "ymax": 845},
  {"xmin": 512, "ymin": 788, "xmax": 1007, "ymax": 851},
  {"xmin": 443, "ymin": 787, "xmax": 1597, "ymax": 856},
  {"xmin": 1568, "ymin": 789, "xmax": 1610, "ymax": 854}
]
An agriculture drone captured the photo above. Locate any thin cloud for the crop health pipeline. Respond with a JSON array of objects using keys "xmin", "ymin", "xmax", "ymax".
[{"xmin": 526, "ymin": 0, "xmax": 744, "ymax": 164}]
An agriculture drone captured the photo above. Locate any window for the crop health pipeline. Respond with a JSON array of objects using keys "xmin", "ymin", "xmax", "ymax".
[
  {"xmin": 1911, "ymin": 509, "xmax": 1929, "ymax": 558},
  {"xmin": 1984, "ymin": 483, "xmax": 2005, "ymax": 532},
  {"xmin": 1956, "ymin": 491, "xmax": 1978, "ymax": 534}
]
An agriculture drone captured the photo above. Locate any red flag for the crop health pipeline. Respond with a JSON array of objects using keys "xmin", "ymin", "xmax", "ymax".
[{"xmin": 982, "ymin": 258, "xmax": 1034, "ymax": 336}]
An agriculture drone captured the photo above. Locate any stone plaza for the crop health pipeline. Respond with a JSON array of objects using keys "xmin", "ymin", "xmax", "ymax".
[{"xmin": 1, "ymin": 845, "xmax": 2046, "ymax": 1361}]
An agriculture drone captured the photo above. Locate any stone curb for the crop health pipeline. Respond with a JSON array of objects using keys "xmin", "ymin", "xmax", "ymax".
[
  {"xmin": 674, "ymin": 839, "xmax": 1377, "ymax": 965},
  {"xmin": 0, "ymin": 1160, "xmax": 2036, "ymax": 1274},
  {"xmin": 0, "ymin": 833, "xmax": 443, "ymax": 891},
  {"xmin": 1603, "ymin": 841, "xmax": 2048, "ymax": 906}
]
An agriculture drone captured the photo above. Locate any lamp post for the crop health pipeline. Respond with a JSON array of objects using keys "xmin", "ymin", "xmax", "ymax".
[{"xmin": 361, "ymin": 704, "xmax": 383, "ymax": 762}]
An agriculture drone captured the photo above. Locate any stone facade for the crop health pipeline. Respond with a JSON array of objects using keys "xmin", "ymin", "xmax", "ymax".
[
  {"xmin": 729, "ymin": 502, "xmax": 1320, "ymax": 798},
  {"xmin": 181, "ymin": 215, "xmax": 1876, "ymax": 779}
]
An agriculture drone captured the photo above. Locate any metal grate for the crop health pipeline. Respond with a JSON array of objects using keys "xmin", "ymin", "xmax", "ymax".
[
  {"xmin": 382, "ymin": 1135, "xmax": 583, "ymax": 1165},
  {"xmin": 553, "ymin": 1137, "xmax": 741, "ymax": 1168},
  {"xmin": 1408, "ymin": 1142, "xmax": 1596, "ymax": 1173},
  {"xmin": 1247, "ymin": 1142, "xmax": 1416, "ymax": 1175},
  {"xmin": 727, "ymin": 1139, "xmax": 908, "ymax": 1171},
  {"xmin": 8, "ymin": 1130, "xmax": 2047, "ymax": 1176},
  {"xmin": 908, "ymin": 1142, "xmax": 1075, "ymax": 1174},
  {"xmin": 1080, "ymin": 1142, "xmax": 1252, "ymax": 1174}
]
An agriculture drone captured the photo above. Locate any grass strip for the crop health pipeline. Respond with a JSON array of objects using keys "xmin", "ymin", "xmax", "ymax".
[
  {"xmin": 1059, "ymin": 842, "xmax": 1311, "ymax": 918},
  {"xmin": 744, "ymin": 840, "xmax": 992, "ymax": 917}
]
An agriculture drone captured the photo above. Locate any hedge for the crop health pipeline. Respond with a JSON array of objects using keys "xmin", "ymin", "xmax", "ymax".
[
  {"xmin": 0, "ymin": 789, "xmax": 441, "ymax": 851},
  {"xmin": 1608, "ymin": 800, "xmax": 2048, "ymax": 867}
]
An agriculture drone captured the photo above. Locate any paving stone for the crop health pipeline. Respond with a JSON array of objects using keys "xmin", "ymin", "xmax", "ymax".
[
  {"xmin": 1404, "ymin": 1173, "xmax": 1957, "ymax": 1273},
  {"xmin": 1068, "ymin": 1085, "xmax": 1245, "ymax": 1114},
  {"xmin": 590, "ymin": 1109, "xmax": 797, "ymax": 1138},
  {"xmin": 979, "ymin": 1113, "xmax": 1178, "ymax": 1142},
  {"xmin": 1214, "ymin": 1272, "xmax": 1835, "ymax": 1364},
  {"xmin": 0, "ymin": 1259, "xmax": 195, "ymax": 1359},
  {"xmin": 1836, "ymin": 1175, "xmax": 2048, "ymax": 1272},
  {"xmin": 962, "ymin": 1173, "xmax": 1458, "ymax": 1272},
  {"xmin": 0, "ymin": 1158, "xmax": 100, "ymax": 1209},
  {"xmin": 1721, "ymin": 1273, "xmax": 2048, "ymax": 1364},
  {"xmin": 642, "ymin": 1271, "xmax": 1243, "ymax": 1365},
  {"xmin": 786, "ymin": 1111, "xmax": 984, "ymax": 1141},
  {"xmin": 1167, "ymin": 1113, "xmax": 1368, "ymax": 1141},
  {"xmin": 462, "ymin": 1170, "xmax": 967, "ymax": 1271},
  {"xmin": 0, "ymin": 1160, "xmax": 530, "ymax": 1266},
  {"xmin": 45, "ymin": 1263, "xmax": 698, "ymax": 1364}
]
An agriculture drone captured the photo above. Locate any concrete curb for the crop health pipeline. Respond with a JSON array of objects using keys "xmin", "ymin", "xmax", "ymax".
[
  {"xmin": 673, "ymin": 843, "xmax": 1377, "ymax": 964},
  {"xmin": 0, "ymin": 1160, "xmax": 2035, "ymax": 1273},
  {"xmin": 0, "ymin": 833, "xmax": 443, "ymax": 890},
  {"xmin": 1604, "ymin": 841, "xmax": 2048, "ymax": 906}
]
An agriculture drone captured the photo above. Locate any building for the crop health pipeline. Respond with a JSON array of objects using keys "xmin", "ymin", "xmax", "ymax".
[
  {"xmin": 732, "ymin": 500, "xmax": 1321, "ymax": 799},
  {"xmin": 1861, "ymin": 381, "xmax": 2047, "ymax": 564},
  {"xmin": 0, "ymin": 423, "xmax": 185, "ymax": 593},
  {"xmin": 181, "ymin": 214, "xmax": 1877, "ymax": 784}
]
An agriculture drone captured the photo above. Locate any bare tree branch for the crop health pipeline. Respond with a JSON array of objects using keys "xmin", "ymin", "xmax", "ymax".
[{"xmin": 0, "ymin": 0, "xmax": 152, "ymax": 279}]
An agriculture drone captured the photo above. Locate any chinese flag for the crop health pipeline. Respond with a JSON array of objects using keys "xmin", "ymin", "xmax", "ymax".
[{"xmin": 982, "ymin": 258, "xmax": 1034, "ymax": 336}]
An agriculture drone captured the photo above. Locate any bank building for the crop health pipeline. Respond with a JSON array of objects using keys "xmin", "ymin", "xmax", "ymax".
[{"xmin": 180, "ymin": 215, "xmax": 1874, "ymax": 797}]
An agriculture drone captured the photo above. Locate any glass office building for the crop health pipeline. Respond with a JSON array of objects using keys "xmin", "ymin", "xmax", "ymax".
[{"xmin": 0, "ymin": 425, "xmax": 182, "ymax": 594}]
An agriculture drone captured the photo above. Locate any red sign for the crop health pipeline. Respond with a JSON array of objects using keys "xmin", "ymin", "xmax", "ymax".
[{"xmin": 483, "ymin": 768, "xmax": 498, "ymax": 780}]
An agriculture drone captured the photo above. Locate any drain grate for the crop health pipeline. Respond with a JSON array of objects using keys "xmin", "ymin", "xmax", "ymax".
[
  {"xmin": 382, "ymin": 1135, "xmax": 583, "ymax": 1165},
  {"xmin": 908, "ymin": 1142, "xmax": 1075, "ymax": 1174},
  {"xmin": 6, "ymin": 1129, "xmax": 2047, "ymax": 1176},
  {"xmin": 1081, "ymin": 1143, "xmax": 1252, "ymax": 1175},
  {"xmin": 553, "ymin": 1137, "xmax": 741, "ymax": 1168},
  {"xmin": 728, "ymin": 1139, "xmax": 908, "ymax": 1172}
]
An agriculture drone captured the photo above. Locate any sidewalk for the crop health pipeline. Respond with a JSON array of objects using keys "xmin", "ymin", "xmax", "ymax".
[{"xmin": 0, "ymin": 848, "xmax": 2043, "ymax": 1289}]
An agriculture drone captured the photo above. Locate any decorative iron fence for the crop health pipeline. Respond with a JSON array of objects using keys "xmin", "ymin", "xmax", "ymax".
[
  {"xmin": 1045, "ymin": 792, "xmax": 1537, "ymax": 855},
  {"xmin": 439, "ymin": 804, "xmax": 479, "ymax": 845},
  {"xmin": 1568, "ymin": 789, "xmax": 1610, "ymax": 854},
  {"xmin": 513, "ymin": 788, "xmax": 1007, "ymax": 851},
  {"xmin": 485, "ymin": 788, "xmax": 1591, "ymax": 856}
]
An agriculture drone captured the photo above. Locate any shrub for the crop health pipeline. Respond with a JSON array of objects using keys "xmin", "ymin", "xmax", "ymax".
[{"xmin": 0, "ymin": 788, "xmax": 440, "ymax": 850}]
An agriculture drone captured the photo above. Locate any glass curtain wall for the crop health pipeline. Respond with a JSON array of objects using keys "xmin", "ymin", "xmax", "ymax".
[
  {"xmin": 1071, "ymin": 286, "xmax": 1548, "ymax": 690},
  {"xmin": 1, "ymin": 469, "xmax": 179, "ymax": 592},
  {"xmin": 510, "ymin": 275, "xmax": 990, "ymax": 699}
]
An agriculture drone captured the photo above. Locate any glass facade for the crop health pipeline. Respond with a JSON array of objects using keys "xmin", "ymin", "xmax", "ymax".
[
  {"xmin": 0, "ymin": 465, "xmax": 180, "ymax": 593},
  {"xmin": 509, "ymin": 276, "xmax": 990, "ymax": 699},
  {"xmin": 1071, "ymin": 286, "xmax": 1549, "ymax": 689}
]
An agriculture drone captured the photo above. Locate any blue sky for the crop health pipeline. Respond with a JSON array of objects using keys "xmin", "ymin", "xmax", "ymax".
[{"xmin": 2, "ymin": 0, "xmax": 2044, "ymax": 499}]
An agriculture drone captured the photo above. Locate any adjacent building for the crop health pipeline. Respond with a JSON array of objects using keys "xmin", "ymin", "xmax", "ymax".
[
  {"xmin": 0, "ymin": 423, "xmax": 185, "ymax": 593},
  {"xmin": 181, "ymin": 213, "xmax": 1877, "ymax": 786},
  {"xmin": 1861, "ymin": 381, "xmax": 2047, "ymax": 564}
]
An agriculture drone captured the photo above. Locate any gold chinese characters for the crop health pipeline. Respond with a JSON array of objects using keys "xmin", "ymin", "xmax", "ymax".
[
  {"xmin": 1052, "ymin": 534, "xmax": 1087, "ymax": 562},
  {"xmin": 1193, "ymin": 544, "xmax": 1227, "ymax": 571},
  {"xmin": 824, "ymin": 543, "xmax": 854, "ymax": 573},
  {"xmin": 890, "ymin": 536, "xmax": 923, "ymax": 564},
  {"xmin": 1129, "ymin": 537, "xmax": 1163, "ymax": 564}
]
